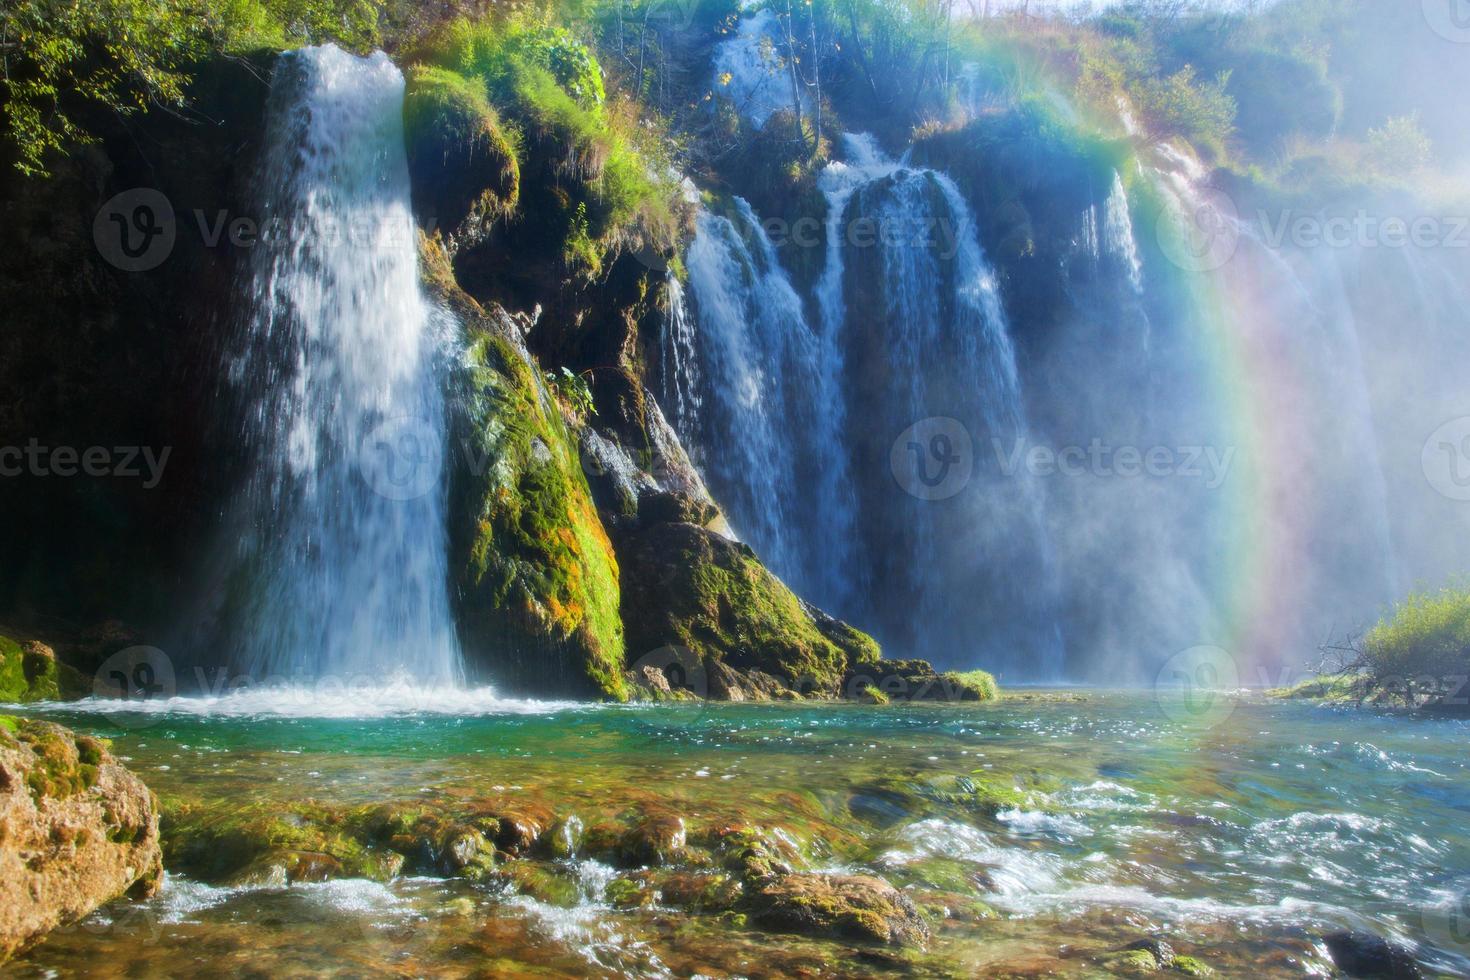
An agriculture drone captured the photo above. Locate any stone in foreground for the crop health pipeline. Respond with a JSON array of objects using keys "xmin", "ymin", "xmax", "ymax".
[{"xmin": 0, "ymin": 718, "xmax": 162, "ymax": 964}]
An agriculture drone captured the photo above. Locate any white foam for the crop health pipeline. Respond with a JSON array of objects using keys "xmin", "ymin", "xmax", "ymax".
[{"xmin": 45, "ymin": 682, "xmax": 581, "ymax": 719}]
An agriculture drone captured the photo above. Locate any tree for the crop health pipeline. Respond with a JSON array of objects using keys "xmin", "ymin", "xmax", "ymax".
[{"xmin": 1, "ymin": 0, "xmax": 208, "ymax": 176}]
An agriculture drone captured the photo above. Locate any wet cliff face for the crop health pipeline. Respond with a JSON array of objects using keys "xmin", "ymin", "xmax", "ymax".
[{"xmin": 0, "ymin": 54, "xmax": 277, "ymax": 634}]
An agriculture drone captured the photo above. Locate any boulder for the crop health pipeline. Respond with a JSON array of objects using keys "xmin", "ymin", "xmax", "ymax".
[
  {"xmin": 428, "ymin": 276, "xmax": 627, "ymax": 701},
  {"xmin": 618, "ymin": 522, "xmax": 877, "ymax": 699},
  {"xmin": 0, "ymin": 635, "xmax": 87, "ymax": 703},
  {"xmin": 0, "ymin": 718, "xmax": 163, "ymax": 964},
  {"xmin": 1322, "ymin": 930, "xmax": 1422, "ymax": 978},
  {"xmin": 749, "ymin": 873, "xmax": 931, "ymax": 948}
]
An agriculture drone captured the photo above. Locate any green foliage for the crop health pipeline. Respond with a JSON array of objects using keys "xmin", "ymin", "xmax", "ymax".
[
  {"xmin": 1365, "ymin": 113, "xmax": 1433, "ymax": 175},
  {"xmin": 416, "ymin": 14, "xmax": 679, "ymax": 265},
  {"xmin": 1, "ymin": 0, "xmax": 208, "ymax": 176},
  {"xmin": 1131, "ymin": 65, "xmax": 1236, "ymax": 159},
  {"xmin": 0, "ymin": 0, "xmax": 383, "ymax": 176},
  {"xmin": 944, "ymin": 670, "xmax": 999, "ymax": 703},
  {"xmin": 1361, "ymin": 585, "xmax": 1470, "ymax": 691},
  {"xmin": 545, "ymin": 366, "xmax": 597, "ymax": 420}
]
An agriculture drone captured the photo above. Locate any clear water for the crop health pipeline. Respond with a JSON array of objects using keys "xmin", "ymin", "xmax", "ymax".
[{"xmin": 10, "ymin": 692, "xmax": 1469, "ymax": 976}]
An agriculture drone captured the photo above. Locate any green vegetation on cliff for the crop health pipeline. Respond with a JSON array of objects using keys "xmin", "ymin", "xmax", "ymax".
[
  {"xmin": 451, "ymin": 325, "xmax": 627, "ymax": 701},
  {"xmin": 619, "ymin": 522, "xmax": 873, "ymax": 695},
  {"xmin": 411, "ymin": 13, "xmax": 680, "ymax": 277}
]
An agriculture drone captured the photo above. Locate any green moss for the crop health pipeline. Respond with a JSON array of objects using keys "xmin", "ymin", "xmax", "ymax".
[
  {"xmin": 452, "ymin": 333, "xmax": 627, "ymax": 700},
  {"xmin": 1172, "ymin": 956, "xmax": 1213, "ymax": 977},
  {"xmin": 1105, "ymin": 948, "xmax": 1163, "ymax": 973},
  {"xmin": 0, "ymin": 714, "xmax": 18, "ymax": 735},
  {"xmin": 1268, "ymin": 674, "xmax": 1368, "ymax": 702},
  {"xmin": 0, "ymin": 634, "xmax": 85, "ymax": 703},
  {"xmin": 162, "ymin": 800, "xmax": 407, "ymax": 883},
  {"xmin": 12, "ymin": 719, "xmax": 96, "ymax": 801},
  {"xmin": 403, "ymin": 64, "xmax": 521, "ymax": 244},
  {"xmin": 943, "ymin": 670, "xmax": 1000, "ymax": 702},
  {"xmin": 620, "ymin": 523, "xmax": 864, "ymax": 695}
]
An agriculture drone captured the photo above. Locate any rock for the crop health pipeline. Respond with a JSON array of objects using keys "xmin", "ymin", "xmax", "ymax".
[
  {"xmin": 0, "ymin": 718, "xmax": 163, "ymax": 964},
  {"xmin": 843, "ymin": 659, "xmax": 998, "ymax": 703},
  {"xmin": 622, "ymin": 813, "xmax": 689, "ymax": 866},
  {"xmin": 749, "ymin": 873, "xmax": 931, "ymax": 948},
  {"xmin": 0, "ymin": 635, "xmax": 86, "ymax": 703},
  {"xmin": 403, "ymin": 64, "xmax": 519, "ymax": 256},
  {"xmin": 541, "ymin": 815, "xmax": 585, "ymax": 860},
  {"xmin": 618, "ymin": 522, "xmax": 876, "ymax": 699},
  {"xmin": 1322, "ymin": 930, "xmax": 1422, "ymax": 978},
  {"xmin": 164, "ymin": 800, "xmax": 405, "ymax": 883},
  {"xmin": 492, "ymin": 804, "xmax": 555, "ymax": 854},
  {"xmin": 1121, "ymin": 937, "xmax": 1176, "ymax": 968},
  {"xmin": 629, "ymin": 665, "xmax": 673, "ymax": 696},
  {"xmin": 436, "ymin": 298, "xmax": 627, "ymax": 701}
]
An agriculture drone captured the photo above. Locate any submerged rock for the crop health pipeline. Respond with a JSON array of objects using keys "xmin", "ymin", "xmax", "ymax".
[
  {"xmin": 1321, "ymin": 930, "xmax": 1422, "ymax": 978},
  {"xmin": 0, "ymin": 718, "xmax": 162, "ymax": 964},
  {"xmin": 749, "ymin": 873, "xmax": 931, "ymax": 948}
]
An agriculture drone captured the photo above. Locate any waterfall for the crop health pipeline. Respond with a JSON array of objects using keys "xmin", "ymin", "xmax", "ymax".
[
  {"xmin": 681, "ymin": 134, "xmax": 1063, "ymax": 679},
  {"xmin": 711, "ymin": 9, "xmax": 804, "ymax": 130},
  {"xmin": 682, "ymin": 201, "xmax": 827, "ymax": 584},
  {"xmin": 227, "ymin": 45, "xmax": 462, "ymax": 684},
  {"xmin": 659, "ymin": 273, "xmax": 702, "ymax": 441}
]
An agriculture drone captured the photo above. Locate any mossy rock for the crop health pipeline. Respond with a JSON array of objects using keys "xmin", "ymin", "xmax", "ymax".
[
  {"xmin": 0, "ymin": 636, "xmax": 87, "ymax": 703},
  {"xmin": 1172, "ymin": 956, "xmax": 1214, "ymax": 977},
  {"xmin": 747, "ymin": 873, "xmax": 931, "ymax": 949},
  {"xmin": 161, "ymin": 801, "xmax": 405, "ymax": 883},
  {"xmin": 618, "ymin": 522, "xmax": 869, "ymax": 697},
  {"xmin": 404, "ymin": 65, "xmax": 520, "ymax": 254},
  {"xmin": 442, "ymin": 311, "xmax": 627, "ymax": 701}
]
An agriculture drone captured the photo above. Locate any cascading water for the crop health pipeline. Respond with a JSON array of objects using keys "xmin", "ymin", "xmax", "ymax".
[
  {"xmin": 681, "ymin": 201, "xmax": 830, "ymax": 584},
  {"xmin": 226, "ymin": 45, "xmax": 462, "ymax": 684},
  {"xmin": 681, "ymin": 134, "xmax": 1063, "ymax": 679},
  {"xmin": 658, "ymin": 273, "xmax": 702, "ymax": 443}
]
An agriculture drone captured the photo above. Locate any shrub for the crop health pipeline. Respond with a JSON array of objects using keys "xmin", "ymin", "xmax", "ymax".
[
  {"xmin": 1365, "ymin": 113, "xmax": 1433, "ymax": 175},
  {"xmin": 1361, "ymin": 586, "xmax": 1470, "ymax": 694}
]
